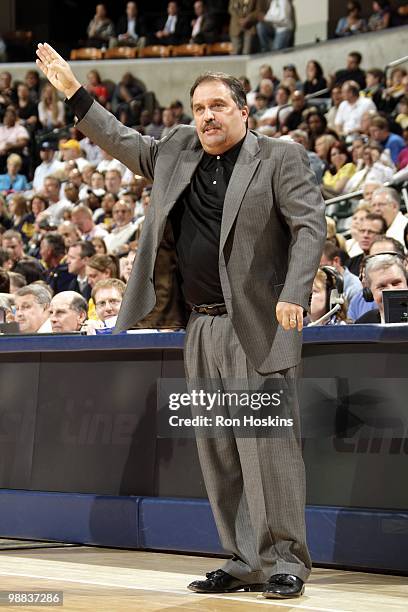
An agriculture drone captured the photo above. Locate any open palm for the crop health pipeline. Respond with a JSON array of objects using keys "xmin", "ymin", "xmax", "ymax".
[{"xmin": 36, "ymin": 43, "xmax": 81, "ymax": 98}]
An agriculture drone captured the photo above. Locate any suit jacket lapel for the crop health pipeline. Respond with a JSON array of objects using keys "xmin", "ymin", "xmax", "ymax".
[
  {"xmin": 219, "ymin": 130, "xmax": 261, "ymax": 253},
  {"xmin": 162, "ymin": 146, "xmax": 203, "ymax": 215}
]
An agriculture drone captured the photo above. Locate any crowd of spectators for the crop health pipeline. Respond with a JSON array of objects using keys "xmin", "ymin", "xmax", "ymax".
[{"xmin": 1, "ymin": 20, "xmax": 408, "ymax": 332}]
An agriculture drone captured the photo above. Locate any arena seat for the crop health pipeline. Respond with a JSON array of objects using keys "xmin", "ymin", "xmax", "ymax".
[
  {"xmin": 104, "ymin": 47, "xmax": 138, "ymax": 60},
  {"xmin": 70, "ymin": 48, "xmax": 104, "ymax": 61},
  {"xmin": 207, "ymin": 42, "xmax": 233, "ymax": 55},
  {"xmin": 171, "ymin": 44, "xmax": 207, "ymax": 57},
  {"xmin": 138, "ymin": 45, "xmax": 173, "ymax": 58}
]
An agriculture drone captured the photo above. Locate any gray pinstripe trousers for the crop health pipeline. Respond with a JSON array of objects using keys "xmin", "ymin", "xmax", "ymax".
[{"xmin": 184, "ymin": 312, "xmax": 311, "ymax": 583}]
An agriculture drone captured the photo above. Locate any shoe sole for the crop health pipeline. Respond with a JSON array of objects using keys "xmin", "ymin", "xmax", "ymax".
[
  {"xmin": 188, "ymin": 583, "xmax": 265, "ymax": 593},
  {"xmin": 262, "ymin": 585, "xmax": 305, "ymax": 599}
]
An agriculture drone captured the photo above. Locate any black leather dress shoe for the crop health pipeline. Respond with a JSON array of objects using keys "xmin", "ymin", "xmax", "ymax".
[
  {"xmin": 262, "ymin": 573, "xmax": 305, "ymax": 598},
  {"xmin": 187, "ymin": 569, "xmax": 264, "ymax": 593}
]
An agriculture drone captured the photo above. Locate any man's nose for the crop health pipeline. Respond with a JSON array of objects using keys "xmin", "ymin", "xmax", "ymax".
[{"xmin": 203, "ymin": 106, "xmax": 215, "ymax": 121}]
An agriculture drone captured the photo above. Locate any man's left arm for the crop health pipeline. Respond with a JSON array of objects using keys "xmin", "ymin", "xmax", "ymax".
[{"xmin": 275, "ymin": 142, "xmax": 327, "ymax": 318}]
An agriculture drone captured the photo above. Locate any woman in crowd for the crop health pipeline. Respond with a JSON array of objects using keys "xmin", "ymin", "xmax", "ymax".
[
  {"xmin": 303, "ymin": 60, "xmax": 327, "ymax": 97},
  {"xmin": 326, "ymin": 216, "xmax": 348, "ymax": 251},
  {"xmin": 368, "ymin": 0, "xmax": 392, "ymax": 30},
  {"xmin": 322, "ymin": 141, "xmax": 357, "ymax": 197},
  {"xmin": 282, "ymin": 64, "xmax": 302, "ymax": 90},
  {"xmin": 38, "ymin": 83, "xmax": 65, "ymax": 129},
  {"xmin": 315, "ymin": 134, "xmax": 337, "ymax": 170},
  {"xmin": 335, "ymin": 1, "xmax": 366, "ymax": 37},
  {"xmin": 91, "ymin": 236, "xmax": 108, "ymax": 255},
  {"xmin": 8, "ymin": 194, "xmax": 34, "ymax": 242},
  {"xmin": 0, "ymin": 154, "xmax": 29, "ymax": 193},
  {"xmin": 346, "ymin": 204, "xmax": 371, "ymax": 256},
  {"xmin": 345, "ymin": 141, "xmax": 395, "ymax": 192},
  {"xmin": 86, "ymin": 70, "xmax": 109, "ymax": 107}
]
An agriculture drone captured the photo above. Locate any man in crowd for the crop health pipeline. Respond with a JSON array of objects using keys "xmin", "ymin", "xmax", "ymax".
[
  {"xmin": 369, "ymin": 116, "xmax": 406, "ymax": 165},
  {"xmin": 348, "ymin": 213, "xmax": 387, "ymax": 276},
  {"xmin": 32, "ymin": 142, "xmax": 63, "ymax": 192},
  {"xmin": 335, "ymin": 81, "xmax": 376, "ymax": 137},
  {"xmin": 93, "ymin": 278, "xmax": 126, "ymax": 322},
  {"xmin": 320, "ymin": 240, "xmax": 362, "ymax": 303},
  {"xmin": 66, "ymin": 240, "xmax": 95, "ymax": 300},
  {"xmin": 71, "ymin": 204, "xmax": 108, "ymax": 241},
  {"xmin": 49, "ymin": 290, "xmax": 88, "ymax": 332},
  {"xmin": 14, "ymin": 284, "xmax": 51, "ymax": 333},
  {"xmin": 2, "ymin": 229, "xmax": 26, "ymax": 267},
  {"xmin": 152, "ymin": 1, "xmax": 189, "ymax": 46},
  {"xmin": 334, "ymin": 51, "xmax": 366, "ymax": 89},
  {"xmin": 371, "ymin": 187, "xmax": 408, "ymax": 249},
  {"xmin": 40, "ymin": 232, "xmax": 75, "ymax": 294},
  {"xmin": 43, "ymin": 176, "xmax": 73, "ymax": 225},
  {"xmin": 0, "ymin": 107, "xmax": 29, "ymax": 171},
  {"xmin": 114, "ymin": 1, "xmax": 146, "ymax": 48},
  {"xmin": 355, "ymin": 254, "xmax": 408, "ymax": 323}
]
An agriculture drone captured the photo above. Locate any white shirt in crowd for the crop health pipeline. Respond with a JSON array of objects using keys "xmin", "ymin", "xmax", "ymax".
[
  {"xmin": 264, "ymin": 0, "xmax": 294, "ymax": 30},
  {"xmin": 335, "ymin": 96, "xmax": 376, "ymax": 135},
  {"xmin": 386, "ymin": 211, "xmax": 408, "ymax": 250},
  {"xmin": 104, "ymin": 222, "xmax": 137, "ymax": 253},
  {"xmin": 32, "ymin": 158, "xmax": 64, "ymax": 192}
]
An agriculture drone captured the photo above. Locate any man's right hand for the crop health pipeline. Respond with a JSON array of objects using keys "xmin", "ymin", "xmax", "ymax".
[{"xmin": 36, "ymin": 43, "xmax": 81, "ymax": 99}]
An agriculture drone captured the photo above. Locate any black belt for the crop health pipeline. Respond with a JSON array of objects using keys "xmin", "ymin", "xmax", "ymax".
[{"xmin": 191, "ymin": 302, "xmax": 227, "ymax": 316}]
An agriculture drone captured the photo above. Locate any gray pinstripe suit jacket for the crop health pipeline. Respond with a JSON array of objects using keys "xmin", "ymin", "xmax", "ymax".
[{"xmin": 78, "ymin": 101, "xmax": 326, "ymax": 373}]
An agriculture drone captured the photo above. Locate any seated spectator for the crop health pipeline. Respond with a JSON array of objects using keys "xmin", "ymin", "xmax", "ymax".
[
  {"xmin": 348, "ymin": 212, "xmax": 387, "ymax": 276},
  {"xmin": 228, "ymin": 0, "xmax": 258, "ymax": 55},
  {"xmin": 0, "ymin": 294, "xmax": 15, "ymax": 325},
  {"xmin": 71, "ymin": 204, "xmax": 108, "ymax": 241},
  {"xmin": 355, "ymin": 254, "xmax": 407, "ymax": 323},
  {"xmin": 38, "ymin": 84, "xmax": 65, "ymax": 130},
  {"xmin": 283, "ymin": 90, "xmax": 307, "ymax": 132},
  {"xmin": 58, "ymin": 221, "xmax": 81, "ymax": 249},
  {"xmin": 94, "ymin": 192, "xmax": 118, "ymax": 229},
  {"xmin": 104, "ymin": 199, "xmax": 137, "ymax": 256},
  {"xmin": 281, "ymin": 63, "xmax": 302, "ymax": 91},
  {"xmin": 395, "ymin": 96, "xmax": 408, "ymax": 131},
  {"xmin": 66, "ymin": 240, "xmax": 95, "ymax": 300},
  {"xmin": 257, "ymin": 78, "xmax": 275, "ymax": 107},
  {"xmin": 346, "ymin": 204, "xmax": 371, "ymax": 257},
  {"xmin": 8, "ymin": 271, "xmax": 26, "ymax": 293},
  {"xmin": 322, "ymin": 141, "xmax": 357, "ymax": 197},
  {"xmin": 161, "ymin": 108, "xmax": 177, "ymax": 137},
  {"xmin": 170, "ymin": 100, "xmax": 192, "ymax": 125},
  {"xmin": 0, "ymin": 153, "xmax": 29, "ymax": 193},
  {"xmin": 13, "ymin": 259, "xmax": 45, "ymax": 285},
  {"xmin": 113, "ymin": 72, "xmax": 147, "ymax": 126},
  {"xmin": 97, "ymin": 150, "xmax": 125, "ymax": 175},
  {"xmin": 112, "ymin": 1, "xmax": 146, "ymax": 48},
  {"xmin": 86, "ymin": 3, "xmax": 115, "ymax": 48},
  {"xmin": 334, "ymin": 51, "xmax": 366, "ymax": 90},
  {"xmin": 362, "ymin": 68, "xmax": 385, "ymax": 110},
  {"xmin": 305, "ymin": 268, "xmax": 348, "ymax": 325},
  {"xmin": 49, "ymin": 290, "xmax": 88, "ymax": 333},
  {"xmin": 371, "ymin": 187, "xmax": 408, "ymax": 248},
  {"xmin": 145, "ymin": 109, "xmax": 164, "ymax": 139},
  {"xmin": 251, "ymin": 93, "xmax": 270, "ymax": 122},
  {"xmin": 361, "ymin": 180, "xmax": 383, "ymax": 204},
  {"xmin": 93, "ymin": 278, "xmax": 125, "ymax": 322},
  {"xmin": 256, "ymin": 0, "xmax": 295, "ymax": 52},
  {"xmin": 190, "ymin": 1, "xmax": 218, "ymax": 44},
  {"xmin": 258, "ymin": 85, "xmax": 292, "ymax": 132},
  {"xmin": 325, "ymin": 86, "xmax": 342, "ymax": 132},
  {"xmin": 335, "ymin": 81, "xmax": 376, "ymax": 137},
  {"xmin": 14, "ymin": 284, "xmax": 51, "ymax": 333},
  {"xmin": 15, "ymin": 83, "xmax": 39, "ymax": 130},
  {"xmin": 86, "ymin": 70, "xmax": 109, "ymax": 106},
  {"xmin": 151, "ymin": 1, "xmax": 189, "ymax": 46},
  {"xmin": 289, "ymin": 130, "xmax": 325, "ymax": 183},
  {"xmin": 320, "ymin": 241, "xmax": 362, "ymax": 303},
  {"xmin": 326, "ymin": 216, "xmax": 347, "ymax": 251},
  {"xmin": 24, "ymin": 70, "xmax": 41, "ymax": 104},
  {"xmin": 86, "ymin": 254, "xmax": 118, "ymax": 289},
  {"xmin": 344, "ymin": 142, "xmax": 394, "ymax": 191},
  {"xmin": 314, "ymin": 133, "xmax": 337, "ymax": 169},
  {"xmin": 0, "ymin": 71, "xmax": 14, "ymax": 110},
  {"xmin": 40, "ymin": 232, "xmax": 75, "ymax": 294},
  {"xmin": 335, "ymin": 1, "xmax": 366, "ymax": 37},
  {"xmin": 2, "ymin": 229, "xmax": 26, "ymax": 267},
  {"xmin": 303, "ymin": 60, "xmax": 327, "ymax": 97},
  {"xmin": 59, "ymin": 139, "xmax": 88, "ymax": 172},
  {"xmin": 32, "ymin": 141, "xmax": 63, "ymax": 192},
  {"xmin": 8, "ymin": 194, "xmax": 34, "ymax": 243},
  {"xmin": 120, "ymin": 248, "xmax": 136, "ymax": 282},
  {"xmin": 369, "ymin": 115, "xmax": 406, "ymax": 165},
  {"xmin": 0, "ymin": 108, "xmax": 29, "ymax": 172},
  {"xmin": 368, "ymin": 0, "xmax": 392, "ymax": 31},
  {"xmin": 43, "ymin": 176, "xmax": 73, "ymax": 225},
  {"xmin": 91, "ymin": 236, "xmax": 108, "ymax": 254},
  {"xmin": 0, "ymin": 269, "xmax": 10, "ymax": 293},
  {"xmin": 30, "ymin": 194, "xmax": 49, "ymax": 223}
]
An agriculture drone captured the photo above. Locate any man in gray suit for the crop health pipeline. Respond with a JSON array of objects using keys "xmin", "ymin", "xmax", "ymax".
[{"xmin": 36, "ymin": 42, "xmax": 326, "ymax": 599}]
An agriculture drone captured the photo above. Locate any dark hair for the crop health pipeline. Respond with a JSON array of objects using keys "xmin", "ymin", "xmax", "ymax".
[
  {"xmin": 349, "ymin": 51, "xmax": 362, "ymax": 64},
  {"xmin": 348, "ymin": 1, "xmax": 361, "ymax": 13},
  {"xmin": 328, "ymin": 141, "xmax": 352, "ymax": 172},
  {"xmin": 370, "ymin": 234, "xmax": 405, "ymax": 256},
  {"xmin": 0, "ymin": 248, "xmax": 11, "ymax": 268},
  {"xmin": 70, "ymin": 240, "xmax": 96, "ymax": 259},
  {"xmin": 42, "ymin": 232, "xmax": 66, "ymax": 258},
  {"xmin": 0, "ymin": 269, "xmax": 10, "ymax": 293},
  {"xmin": 322, "ymin": 241, "xmax": 349, "ymax": 267},
  {"xmin": 13, "ymin": 259, "xmax": 45, "ymax": 284},
  {"xmin": 365, "ymin": 212, "xmax": 388, "ymax": 235},
  {"xmin": 307, "ymin": 60, "xmax": 323, "ymax": 80},
  {"xmin": 190, "ymin": 72, "xmax": 247, "ymax": 109},
  {"xmin": 374, "ymin": 0, "xmax": 390, "ymax": 10},
  {"xmin": 366, "ymin": 68, "xmax": 384, "ymax": 83}
]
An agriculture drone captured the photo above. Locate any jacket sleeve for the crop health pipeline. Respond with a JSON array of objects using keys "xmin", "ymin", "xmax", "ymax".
[
  {"xmin": 274, "ymin": 142, "xmax": 327, "ymax": 309},
  {"xmin": 76, "ymin": 99, "xmax": 158, "ymax": 183}
]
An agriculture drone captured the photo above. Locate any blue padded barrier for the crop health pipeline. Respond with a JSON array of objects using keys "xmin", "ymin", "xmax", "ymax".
[
  {"xmin": 0, "ymin": 490, "xmax": 141, "ymax": 548},
  {"xmin": 1, "ymin": 490, "xmax": 407, "ymax": 572}
]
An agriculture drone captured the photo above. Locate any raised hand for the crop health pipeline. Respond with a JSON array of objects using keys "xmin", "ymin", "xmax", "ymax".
[{"xmin": 36, "ymin": 43, "xmax": 81, "ymax": 99}]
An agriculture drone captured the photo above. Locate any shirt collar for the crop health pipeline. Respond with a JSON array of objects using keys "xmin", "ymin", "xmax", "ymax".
[{"xmin": 202, "ymin": 133, "xmax": 246, "ymax": 166}]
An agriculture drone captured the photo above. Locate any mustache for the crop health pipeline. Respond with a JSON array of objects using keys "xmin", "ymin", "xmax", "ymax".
[{"xmin": 202, "ymin": 121, "xmax": 222, "ymax": 133}]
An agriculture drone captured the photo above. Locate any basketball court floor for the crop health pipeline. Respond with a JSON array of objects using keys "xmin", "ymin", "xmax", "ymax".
[{"xmin": 0, "ymin": 543, "xmax": 406, "ymax": 611}]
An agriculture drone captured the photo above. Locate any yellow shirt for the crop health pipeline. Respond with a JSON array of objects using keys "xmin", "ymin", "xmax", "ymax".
[{"xmin": 323, "ymin": 163, "xmax": 356, "ymax": 189}]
